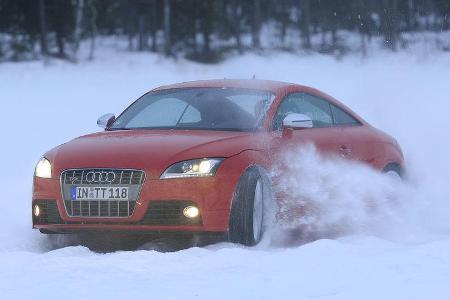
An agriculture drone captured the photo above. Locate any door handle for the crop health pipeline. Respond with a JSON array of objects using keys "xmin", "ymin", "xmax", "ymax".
[{"xmin": 339, "ymin": 145, "xmax": 352, "ymax": 157}]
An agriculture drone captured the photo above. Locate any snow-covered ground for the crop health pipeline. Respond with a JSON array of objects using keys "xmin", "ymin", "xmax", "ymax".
[{"xmin": 1, "ymin": 41, "xmax": 450, "ymax": 299}]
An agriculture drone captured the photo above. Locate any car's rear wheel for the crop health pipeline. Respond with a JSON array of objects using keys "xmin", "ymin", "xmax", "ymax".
[
  {"xmin": 228, "ymin": 167, "xmax": 266, "ymax": 246},
  {"xmin": 383, "ymin": 163, "xmax": 404, "ymax": 180}
]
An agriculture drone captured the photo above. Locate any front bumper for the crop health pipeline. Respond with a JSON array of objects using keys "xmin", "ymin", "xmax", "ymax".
[{"xmin": 33, "ymin": 166, "xmax": 242, "ymax": 233}]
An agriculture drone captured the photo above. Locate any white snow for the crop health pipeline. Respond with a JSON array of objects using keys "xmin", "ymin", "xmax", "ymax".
[{"xmin": 1, "ymin": 40, "xmax": 450, "ymax": 299}]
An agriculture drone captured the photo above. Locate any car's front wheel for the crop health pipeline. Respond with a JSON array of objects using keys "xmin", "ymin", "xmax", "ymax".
[{"xmin": 228, "ymin": 167, "xmax": 266, "ymax": 246}]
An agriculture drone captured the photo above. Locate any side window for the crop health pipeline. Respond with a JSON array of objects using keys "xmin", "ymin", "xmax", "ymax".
[
  {"xmin": 273, "ymin": 93, "xmax": 333, "ymax": 130},
  {"xmin": 330, "ymin": 104, "xmax": 360, "ymax": 126}
]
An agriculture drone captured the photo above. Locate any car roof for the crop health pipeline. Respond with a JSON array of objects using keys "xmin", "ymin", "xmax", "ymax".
[{"xmin": 152, "ymin": 79, "xmax": 298, "ymax": 93}]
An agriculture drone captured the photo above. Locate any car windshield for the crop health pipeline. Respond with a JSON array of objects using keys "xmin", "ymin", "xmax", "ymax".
[{"xmin": 110, "ymin": 87, "xmax": 275, "ymax": 132}]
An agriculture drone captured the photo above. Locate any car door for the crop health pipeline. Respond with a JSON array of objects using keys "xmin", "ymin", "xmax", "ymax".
[{"xmin": 271, "ymin": 92, "xmax": 348, "ymax": 158}]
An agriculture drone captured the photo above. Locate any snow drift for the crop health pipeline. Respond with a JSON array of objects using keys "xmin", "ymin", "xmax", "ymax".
[{"xmin": 0, "ymin": 41, "xmax": 450, "ymax": 298}]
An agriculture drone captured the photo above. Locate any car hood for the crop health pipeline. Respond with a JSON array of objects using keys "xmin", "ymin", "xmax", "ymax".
[{"xmin": 51, "ymin": 130, "xmax": 268, "ymax": 178}]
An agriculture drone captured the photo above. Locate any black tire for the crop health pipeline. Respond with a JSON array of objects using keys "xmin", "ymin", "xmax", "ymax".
[
  {"xmin": 383, "ymin": 163, "xmax": 404, "ymax": 179},
  {"xmin": 228, "ymin": 167, "xmax": 265, "ymax": 246}
]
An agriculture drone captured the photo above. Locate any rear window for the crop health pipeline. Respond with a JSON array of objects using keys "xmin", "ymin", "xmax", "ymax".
[{"xmin": 330, "ymin": 104, "xmax": 361, "ymax": 126}]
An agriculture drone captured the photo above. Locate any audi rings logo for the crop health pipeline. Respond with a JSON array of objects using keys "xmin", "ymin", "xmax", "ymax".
[{"xmin": 85, "ymin": 171, "xmax": 116, "ymax": 183}]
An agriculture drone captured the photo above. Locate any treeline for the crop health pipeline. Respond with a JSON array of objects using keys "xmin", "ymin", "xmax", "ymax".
[{"xmin": 0, "ymin": 0, "xmax": 449, "ymax": 62}]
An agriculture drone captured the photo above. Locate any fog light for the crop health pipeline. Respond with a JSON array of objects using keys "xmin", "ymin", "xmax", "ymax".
[
  {"xmin": 183, "ymin": 206, "xmax": 199, "ymax": 218},
  {"xmin": 33, "ymin": 204, "xmax": 41, "ymax": 217}
]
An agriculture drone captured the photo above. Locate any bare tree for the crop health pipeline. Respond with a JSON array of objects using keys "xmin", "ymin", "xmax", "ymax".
[
  {"xmin": 163, "ymin": 0, "xmax": 171, "ymax": 56},
  {"xmin": 38, "ymin": 0, "xmax": 48, "ymax": 57},
  {"xmin": 137, "ymin": 1, "xmax": 148, "ymax": 52},
  {"xmin": 381, "ymin": 0, "xmax": 400, "ymax": 51},
  {"xmin": 251, "ymin": 0, "xmax": 261, "ymax": 49},
  {"xmin": 279, "ymin": 0, "xmax": 289, "ymax": 45},
  {"xmin": 355, "ymin": 0, "xmax": 368, "ymax": 56},
  {"xmin": 201, "ymin": 1, "xmax": 213, "ymax": 56},
  {"xmin": 230, "ymin": 0, "xmax": 243, "ymax": 53},
  {"xmin": 126, "ymin": 3, "xmax": 136, "ymax": 51},
  {"xmin": 72, "ymin": 0, "xmax": 85, "ymax": 62},
  {"xmin": 407, "ymin": 0, "xmax": 416, "ymax": 30},
  {"xmin": 88, "ymin": 0, "xmax": 97, "ymax": 60},
  {"xmin": 55, "ymin": 28, "xmax": 66, "ymax": 58},
  {"xmin": 300, "ymin": 0, "xmax": 312, "ymax": 49},
  {"xmin": 150, "ymin": 0, "xmax": 158, "ymax": 52},
  {"xmin": 138, "ymin": 14, "xmax": 147, "ymax": 51}
]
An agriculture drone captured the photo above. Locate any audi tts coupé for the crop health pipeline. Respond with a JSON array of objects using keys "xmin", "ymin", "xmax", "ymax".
[{"xmin": 32, "ymin": 80, "xmax": 404, "ymax": 246}]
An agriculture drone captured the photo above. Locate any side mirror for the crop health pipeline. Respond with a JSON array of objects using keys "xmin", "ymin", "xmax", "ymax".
[
  {"xmin": 97, "ymin": 113, "xmax": 115, "ymax": 129},
  {"xmin": 282, "ymin": 113, "xmax": 313, "ymax": 129}
]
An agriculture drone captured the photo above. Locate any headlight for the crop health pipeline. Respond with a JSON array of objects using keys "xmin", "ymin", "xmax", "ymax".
[
  {"xmin": 160, "ymin": 158, "xmax": 224, "ymax": 179},
  {"xmin": 35, "ymin": 157, "xmax": 52, "ymax": 179}
]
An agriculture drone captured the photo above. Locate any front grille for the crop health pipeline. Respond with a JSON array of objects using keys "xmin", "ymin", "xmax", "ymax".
[
  {"xmin": 33, "ymin": 200, "xmax": 64, "ymax": 225},
  {"xmin": 140, "ymin": 201, "xmax": 202, "ymax": 225},
  {"xmin": 63, "ymin": 200, "xmax": 136, "ymax": 217},
  {"xmin": 62, "ymin": 169, "xmax": 144, "ymax": 185},
  {"xmin": 61, "ymin": 169, "xmax": 145, "ymax": 218}
]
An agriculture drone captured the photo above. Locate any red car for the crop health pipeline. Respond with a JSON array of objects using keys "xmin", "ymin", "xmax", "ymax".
[{"xmin": 32, "ymin": 80, "xmax": 404, "ymax": 246}]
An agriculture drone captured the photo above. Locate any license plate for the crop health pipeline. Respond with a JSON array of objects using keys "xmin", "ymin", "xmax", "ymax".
[{"xmin": 71, "ymin": 186, "xmax": 129, "ymax": 201}]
